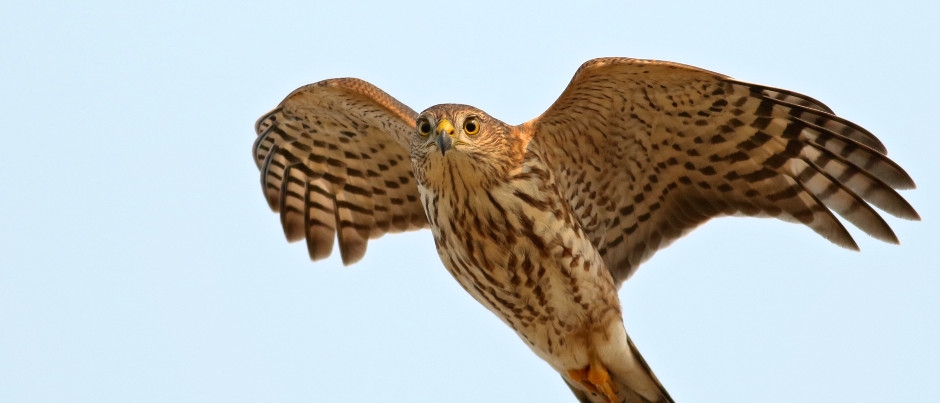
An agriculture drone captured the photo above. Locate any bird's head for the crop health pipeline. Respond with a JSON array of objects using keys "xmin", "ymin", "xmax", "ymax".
[{"xmin": 409, "ymin": 104, "xmax": 529, "ymax": 189}]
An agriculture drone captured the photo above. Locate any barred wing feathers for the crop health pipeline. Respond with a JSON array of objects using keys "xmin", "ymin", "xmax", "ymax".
[
  {"xmin": 253, "ymin": 78, "xmax": 428, "ymax": 264},
  {"xmin": 528, "ymin": 58, "xmax": 918, "ymax": 284}
]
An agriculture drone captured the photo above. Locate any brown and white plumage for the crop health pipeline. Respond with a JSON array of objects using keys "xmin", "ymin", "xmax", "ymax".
[
  {"xmin": 252, "ymin": 58, "xmax": 918, "ymax": 402},
  {"xmin": 253, "ymin": 79, "xmax": 427, "ymax": 263}
]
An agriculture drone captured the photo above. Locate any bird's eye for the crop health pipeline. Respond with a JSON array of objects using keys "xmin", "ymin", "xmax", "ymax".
[
  {"xmin": 463, "ymin": 118, "xmax": 480, "ymax": 135},
  {"xmin": 417, "ymin": 118, "xmax": 432, "ymax": 137}
]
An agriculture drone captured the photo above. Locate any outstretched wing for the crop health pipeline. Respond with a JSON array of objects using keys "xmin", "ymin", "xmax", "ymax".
[
  {"xmin": 253, "ymin": 78, "xmax": 428, "ymax": 264},
  {"xmin": 528, "ymin": 58, "xmax": 918, "ymax": 284}
]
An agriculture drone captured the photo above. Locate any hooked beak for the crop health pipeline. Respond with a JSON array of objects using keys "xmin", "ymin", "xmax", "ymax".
[{"xmin": 435, "ymin": 119, "xmax": 455, "ymax": 155}]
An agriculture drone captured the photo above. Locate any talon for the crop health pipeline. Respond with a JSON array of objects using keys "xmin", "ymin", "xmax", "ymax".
[
  {"xmin": 588, "ymin": 363, "xmax": 618, "ymax": 402},
  {"xmin": 567, "ymin": 361, "xmax": 618, "ymax": 403}
]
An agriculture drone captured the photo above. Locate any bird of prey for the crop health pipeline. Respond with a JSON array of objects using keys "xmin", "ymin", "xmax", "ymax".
[{"xmin": 251, "ymin": 57, "xmax": 918, "ymax": 402}]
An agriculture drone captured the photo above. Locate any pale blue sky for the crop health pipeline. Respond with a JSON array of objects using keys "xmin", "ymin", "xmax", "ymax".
[{"xmin": 2, "ymin": 1, "xmax": 938, "ymax": 402}]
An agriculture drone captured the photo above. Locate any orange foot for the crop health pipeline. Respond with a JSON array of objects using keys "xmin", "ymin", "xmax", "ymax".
[{"xmin": 567, "ymin": 361, "xmax": 618, "ymax": 403}]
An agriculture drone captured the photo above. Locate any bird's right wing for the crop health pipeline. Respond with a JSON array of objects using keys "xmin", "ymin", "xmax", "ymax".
[{"xmin": 253, "ymin": 78, "xmax": 429, "ymax": 265}]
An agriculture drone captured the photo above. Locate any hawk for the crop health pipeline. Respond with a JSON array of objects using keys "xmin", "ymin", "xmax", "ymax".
[{"xmin": 252, "ymin": 58, "xmax": 918, "ymax": 402}]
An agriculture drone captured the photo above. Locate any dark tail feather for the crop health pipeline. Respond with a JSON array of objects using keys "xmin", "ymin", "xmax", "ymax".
[
  {"xmin": 626, "ymin": 337, "xmax": 674, "ymax": 403},
  {"xmin": 564, "ymin": 377, "xmax": 593, "ymax": 403}
]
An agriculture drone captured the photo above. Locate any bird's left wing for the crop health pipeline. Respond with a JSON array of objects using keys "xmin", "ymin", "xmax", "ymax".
[
  {"xmin": 253, "ymin": 78, "xmax": 429, "ymax": 265},
  {"xmin": 526, "ymin": 58, "xmax": 918, "ymax": 285}
]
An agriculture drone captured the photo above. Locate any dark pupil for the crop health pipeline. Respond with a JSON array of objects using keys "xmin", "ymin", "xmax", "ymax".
[
  {"xmin": 420, "ymin": 122, "xmax": 431, "ymax": 133},
  {"xmin": 466, "ymin": 122, "xmax": 476, "ymax": 132}
]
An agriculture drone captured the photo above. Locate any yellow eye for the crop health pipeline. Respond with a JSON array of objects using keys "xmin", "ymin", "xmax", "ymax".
[
  {"xmin": 463, "ymin": 117, "xmax": 480, "ymax": 135},
  {"xmin": 417, "ymin": 118, "xmax": 432, "ymax": 137}
]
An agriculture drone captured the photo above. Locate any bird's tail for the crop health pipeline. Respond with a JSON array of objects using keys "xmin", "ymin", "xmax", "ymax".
[
  {"xmin": 564, "ymin": 336, "xmax": 673, "ymax": 403},
  {"xmin": 621, "ymin": 336, "xmax": 673, "ymax": 402}
]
